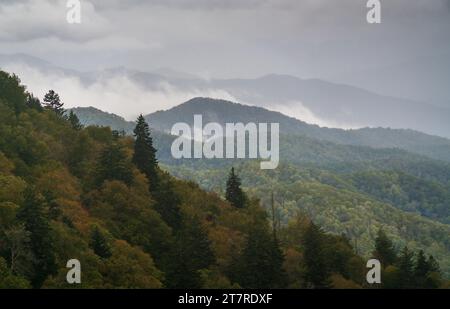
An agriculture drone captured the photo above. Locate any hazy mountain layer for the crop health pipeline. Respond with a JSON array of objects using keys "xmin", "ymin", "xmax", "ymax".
[{"xmin": 3, "ymin": 54, "xmax": 450, "ymax": 137}]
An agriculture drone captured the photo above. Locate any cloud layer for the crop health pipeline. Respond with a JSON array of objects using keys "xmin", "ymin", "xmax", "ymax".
[{"xmin": 1, "ymin": 0, "xmax": 449, "ymax": 79}]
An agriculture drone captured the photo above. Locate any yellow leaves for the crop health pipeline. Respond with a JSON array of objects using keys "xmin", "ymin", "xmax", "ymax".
[
  {"xmin": 330, "ymin": 274, "xmax": 362, "ymax": 289},
  {"xmin": 0, "ymin": 202, "xmax": 19, "ymax": 227},
  {"xmin": 36, "ymin": 167, "xmax": 81, "ymax": 202},
  {"xmin": 0, "ymin": 152, "xmax": 14, "ymax": 174},
  {"xmin": 103, "ymin": 240, "xmax": 163, "ymax": 289},
  {"xmin": 59, "ymin": 199, "xmax": 91, "ymax": 236},
  {"xmin": 209, "ymin": 226, "xmax": 245, "ymax": 269},
  {"xmin": 283, "ymin": 248, "xmax": 304, "ymax": 288},
  {"xmin": 0, "ymin": 175, "xmax": 27, "ymax": 205}
]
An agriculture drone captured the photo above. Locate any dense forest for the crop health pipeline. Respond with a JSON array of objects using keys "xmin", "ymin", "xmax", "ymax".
[{"xmin": 0, "ymin": 70, "xmax": 448, "ymax": 289}]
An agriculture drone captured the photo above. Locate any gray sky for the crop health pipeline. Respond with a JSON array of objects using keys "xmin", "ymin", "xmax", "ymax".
[{"xmin": 1, "ymin": 0, "xmax": 449, "ymax": 79}]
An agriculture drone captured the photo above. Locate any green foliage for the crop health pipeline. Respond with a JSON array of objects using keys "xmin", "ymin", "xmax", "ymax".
[
  {"xmin": 133, "ymin": 115, "xmax": 158, "ymax": 191},
  {"xmin": 152, "ymin": 173, "xmax": 182, "ymax": 230},
  {"xmin": 350, "ymin": 171, "xmax": 450, "ymax": 224},
  {"xmin": 0, "ymin": 71, "xmax": 27, "ymax": 115},
  {"xmin": 17, "ymin": 187, "xmax": 57, "ymax": 288},
  {"xmin": 165, "ymin": 216, "xmax": 215, "ymax": 288},
  {"xmin": 43, "ymin": 90, "xmax": 64, "ymax": 116},
  {"xmin": 230, "ymin": 215, "xmax": 287, "ymax": 289},
  {"xmin": 225, "ymin": 167, "xmax": 246, "ymax": 209},
  {"xmin": 373, "ymin": 229, "xmax": 397, "ymax": 267},
  {"xmin": 95, "ymin": 142, "xmax": 133, "ymax": 186},
  {"xmin": 68, "ymin": 111, "xmax": 83, "ymax": 131},
  {"xmin": 25, "ymin": 93, "xmax": 43, "ymax": 112},
  {"xmin": 166, "ymin": 162, "xmax": 450, "ymax": 279},
  {"xmin": 396, "ymin": 246, "xmax": 415, "ymax": 288},
  {"xmin": 0, "ymin": 257, "xmax": 30, "ymax": 289},
  {"xmin": 302, "ymin": 222, "xmax": 332, "ymax": 288},
  {"xmin": 90, "ymin": 226, "xmax": 112, "ymax": 259},
  {"xmin": 1, "ymin": 70, "xmax": 449, "ymax": 289}
]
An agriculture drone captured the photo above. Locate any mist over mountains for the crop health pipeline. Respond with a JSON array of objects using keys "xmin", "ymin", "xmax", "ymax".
[{"xmin": 1, "ymin": 53, "xmax": 450, "ymax": 138}]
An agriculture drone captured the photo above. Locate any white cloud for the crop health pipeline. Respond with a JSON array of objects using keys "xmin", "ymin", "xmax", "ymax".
[
  {"xmin": 257, "ymin": 101, "xmax": 362, "ymax": 130},
  {"xmin": 2, "ymin": 62, "xmax": 238, "ymax": 120}
]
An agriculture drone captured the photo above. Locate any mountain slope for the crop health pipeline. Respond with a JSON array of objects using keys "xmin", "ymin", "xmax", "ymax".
[
  {"xmin": 70, "ymin": 98, "xmax": 450, "ymax": 277},
  {"xmin": 71, "ymin": 101, "xmax": 450, "ymax": 219},
  {"xmin": 145, "ymin": 97, "xmax": 450, "ymax": 162},
  {"xmin": 72, "ymin": 98, "xmax": 450, "ymax": 162},
  {"xmin": 70, "ymin": 107, "xmax": 136, "ymax": 132},
  {"xmin": 164, "ymin": 161, "xmax": 450, "ymax": 277}
]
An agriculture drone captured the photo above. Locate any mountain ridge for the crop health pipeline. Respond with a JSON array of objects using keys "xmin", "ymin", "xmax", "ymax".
[
  {"xmin": 71, "ymin": 97, "xmax": 450, "ymax": 162},
  {"xmin": 4, "ymin": 53, "xmax": 450, "ymax": 137}
]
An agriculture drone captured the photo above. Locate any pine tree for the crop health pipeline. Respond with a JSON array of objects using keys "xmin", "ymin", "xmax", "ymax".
[
  {"xmin": 414, "ymin": 250, "xmax": 430, "ymax": 287},
  {"xmin": 17, "ymin": 187, "xmax": 56, "ymax": 288},
  {"xmin": 0, "ymin": 72, "xmax": 27, "ymax": 115},
  {"xmin": 96, "ymin": 142, "xmax": 133, "ymax": 186},
  {"xmin": 180, "ymin": 216, "xmax": 215, "ymax": 271},
  {"xmin": 153, "ymin": 174, "xmax": 182, "ymax": 230},
  {"xmin": 424, "ymin": 255, "xmax": 442, "ymax": 288},
  {"xmin": 25, "ymin": 93, "xmax": 43, "ymax": 111},
  {"xmin": 132, "ymin": 115, "xmax": 158, "ymax": 191},
  {"xmin": 165, "ymin": 216, "xmax": 215, "ymax": 288},
  {"xmin": 427, "ymin": 255, "xmax": 440, "ymax": 273},
  {"xmin": 397, "ymin": 246, "xmax": 415, "ymax": 288},
  {"xmin": 372, "ymin": 228, "xmax": 397, "ymax": 267},
  {"xmin": 90, "ymin": 226, "xmax": 112, "ymax": 259},
  {"xmin": 43, "ymin": 90, "xmax": 64, "ymax": 115},
  {"xmin": 302, "ymin": 222, "xmax": 332, "ymax": 289},
  {"xmin": 68, "ymin": 111, "xmax": 83, "ymax": 130},
  {"xmin": 231, "ymin": 224, "xmax": 286, "ymax": 289},
  {"xmin": 225, "ymin": 167, "xmax": 246, "ymax": 208}
]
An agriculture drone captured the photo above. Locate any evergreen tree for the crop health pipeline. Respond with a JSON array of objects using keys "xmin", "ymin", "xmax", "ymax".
[
  {"xmin": 0, "ymin": 72, "xmax": 27, "ymax": 114},
  {"xmin": 180, "ymin": 216, "xmax": 215, "ymax": 271},
  {"xmin": 427, "ymin": 255, "xmax": 440, "ymax": 273},
  {"xmin": 414, "ymin": 250, "xmax": 430, "ymax": 287},
  {"xmin": 132, "ymin": 115, "xmax": 158, "ymax": 191},
  {"xmin": 231, "ymin": 224, "xmax": 286, "ymax": 289},
  {"xmin": 90, "ymin": 227, "xmax": 112, "ymax": 259},
  {"xmin": 372, "ymin": 228, "xmax": 397, "ymax": 267},
  {"xmin": 96, "ymin": 142, "xmax": 133, "ymax": 186},
  {"xmin": 165, "ymin": 216, "xmax": 215, "ymax": 288},
  {"xmin": 17, "ymin": 187, "xmax": 56, "ymax": 288},
  {"xmin": 302, "ymin": 222, "xmax": 332, "ymax": 288},
  {"xmin": 43, "ymin": 190, "xmax": 62, "ymax": 221},
  {"xmin": 225, "ymin": 167, "xmax": 246, "ymax": 208},
  {"xmin": 153, "ymin": 174, "xmax": 182, "ymax": 230},
  {"xmin": 68, "ymin": 110, "xmax": 83, "ymax": 130},
  {"xmin": 25, "ymin": 93, "xmax": 43, "ymax": 111},
  {"xmin": 43, "ymin": 90, "xmax": 64, "ymax": 115},
  {"xmin": 397, "ymin": 246, "xmax": 415, "ymax": 288}
]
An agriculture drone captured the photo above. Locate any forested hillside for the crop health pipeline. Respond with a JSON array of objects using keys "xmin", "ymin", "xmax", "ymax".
[
  {"xmin": 145, "ymin": 98, "xmax": 450, "ymax": 162},
  {"xmin": 71, "ymin": 95, "xmax": 450, "ymax": 280},
  {"xmin": 164, "ymin": 162, "xmax": 450, "ymax": 277},
  {"xmin": 71, "ymin": 98, "xmax": 450, "ymax": 162},
  {"xmin": 1, "ymin": 70, "xmax": 448, "ymax": 289}
]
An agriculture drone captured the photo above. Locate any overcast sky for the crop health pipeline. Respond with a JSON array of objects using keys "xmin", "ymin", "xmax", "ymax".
[{"xmin": 1, "ymin": 0, "xmax": 449, "ymax": 79}]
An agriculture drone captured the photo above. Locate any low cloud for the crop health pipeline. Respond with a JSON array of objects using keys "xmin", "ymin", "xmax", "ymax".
[
  {"xmin": 2, "ymin": 62, "xmax": 237, "ymax": 120},
  {"xmin": 260, "ymin": 101, "xmax": 361, "ymax": 130}
]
